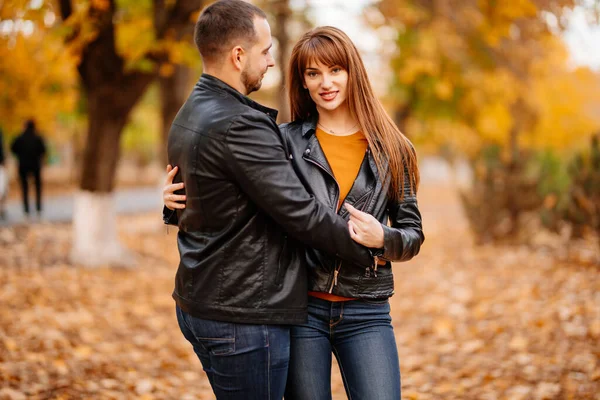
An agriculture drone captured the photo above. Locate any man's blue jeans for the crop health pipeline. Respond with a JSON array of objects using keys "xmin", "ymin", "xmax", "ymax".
[
  {"xmin": 285, "ymin": 296, "xmax": 401, "ymax": 400},
  {"xmin": 176, "ymin": 306, "xmax": 290, "ymax": 399}
]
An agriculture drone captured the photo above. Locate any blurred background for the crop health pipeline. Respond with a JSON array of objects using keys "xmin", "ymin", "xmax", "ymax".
[
  {"xmin": 0, "ymin": 0, "xmax": 599, "ymax": 253},
  {"xmin": 1, "ymin": 1, "xmax": 600, "ymax": 399}
]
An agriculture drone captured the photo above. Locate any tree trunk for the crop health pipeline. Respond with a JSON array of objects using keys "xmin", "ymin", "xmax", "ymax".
[
  {"xmin": 159, "ymin": 66, "xmax": 192, "ymax": 166},
  {"xmin": 60, "ymin": 0, "xmax": 204, "ymax": 266},
  {"xmin": 154, "ymin": 0, "xmax": 197, "ymax": 166},
  {"xmin": 72, "ymin": 78, "xmax": 154, "ymax": 266},
  {"xmin": 394, "ymin": 106, "xmax": 411, "ymax": 136},
  {"xmin": 272, "ymin": 0, "xmax": 291, "ymax": 123},
  {"xmin": 507, "ymin": 97, "xmax": 527, "ymax": 237},
  {"xmin": 71, "ymin": 191, "xmax": 136, "ymax": 267}
]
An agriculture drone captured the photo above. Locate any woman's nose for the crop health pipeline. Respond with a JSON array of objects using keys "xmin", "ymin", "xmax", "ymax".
[{"xmin": 321, "ymin": 73, "xmax": 332, "ymax": 88}]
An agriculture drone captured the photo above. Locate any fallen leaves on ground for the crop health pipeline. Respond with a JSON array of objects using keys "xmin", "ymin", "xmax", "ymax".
[{"xmin": 0, "ymin": 185, "xmax": 598, "ymax": 399}]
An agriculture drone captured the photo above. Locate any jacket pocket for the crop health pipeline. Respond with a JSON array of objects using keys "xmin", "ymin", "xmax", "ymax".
[
  {"xmin": 275, "ymin": 235, "xmax": 288, "ymax": 288},
  {"xmin": 357, "ymin": 270, "xmax": 394, "ymax": 298}
]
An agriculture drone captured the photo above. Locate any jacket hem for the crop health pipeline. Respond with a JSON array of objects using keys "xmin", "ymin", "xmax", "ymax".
[{"xmin": 173, "ymin": 293, "xmax": 308, "ymax": 325}]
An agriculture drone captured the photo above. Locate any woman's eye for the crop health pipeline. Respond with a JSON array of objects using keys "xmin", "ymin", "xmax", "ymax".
[
  {"xmin": 332, "ymin": 67, "xmax": 341, "ymax": 73},
  {"xmin": 307, "ymin": 72, "xmax": 317, "ymax": 78}
]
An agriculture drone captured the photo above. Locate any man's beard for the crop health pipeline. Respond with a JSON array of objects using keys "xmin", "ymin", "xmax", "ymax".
[{"xmin": 241, "ymin": 67, "xmax": 263, "ymax": 94}]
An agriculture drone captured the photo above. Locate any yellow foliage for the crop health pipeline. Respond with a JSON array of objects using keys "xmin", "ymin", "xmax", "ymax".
[
  {"xmin": 159, "ymin": 63, "xmax": 176, "ymax": 77},
  {"xmin": 397, "ymin": 58, "xmax": 439, "ymax": 84},
  {"xmin": 0, "ymin": 30, "xmax": 78, "ymax": 139},
  {"xmin": 375, "ymin": 0, "xmax": 600, "ymax": 159},
  {"xmin": 434, "ymin": 80, "xmax": 453, "ymax": 100},
  {"xmin": 116, "ymin": 17, "xmax": 155, "ymax": 63},
  {"xmin": 525, "ymin": 65, "xmax": 600, "ymax": 152},
  {"xmin": 91, "ymin": 0, "xmax": 110, "ymax": 12},
  {"xmin": 475, "ymin": 102, "xmax": 513, "ymax": 144}
]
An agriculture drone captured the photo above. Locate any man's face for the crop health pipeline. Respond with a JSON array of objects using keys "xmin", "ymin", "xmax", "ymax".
[{"xmin": 241, "ymin": 17, "xmax": 275, "ymax": 95}]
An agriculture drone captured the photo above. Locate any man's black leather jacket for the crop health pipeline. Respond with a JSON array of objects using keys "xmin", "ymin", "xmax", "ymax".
[
  {"xmin": 163, "ymin": 74, "xmax": 374, "ymax": 325},
  {"xmin": 280, "ymin": 117, "xmax": 425, "ymax": 299}
]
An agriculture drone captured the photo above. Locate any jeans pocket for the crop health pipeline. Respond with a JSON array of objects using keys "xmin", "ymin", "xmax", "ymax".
[
  {"xmin": 200, "ymin": 336, "xmax": 236, "ymax": 356},
  {"xmin": 185, "ymin": 314, "xmax": 236, "ymax": 356}
]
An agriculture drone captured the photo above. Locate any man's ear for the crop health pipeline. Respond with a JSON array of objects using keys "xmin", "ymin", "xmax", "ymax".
[{"xmin": 231, "ymin": 46, "xmax": 245, "ymax": 71}]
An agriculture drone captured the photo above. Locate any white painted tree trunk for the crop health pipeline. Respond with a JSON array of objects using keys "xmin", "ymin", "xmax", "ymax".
[{"xmin": 70, "ymin": 191, "xmax": 137, "ymax": 267}]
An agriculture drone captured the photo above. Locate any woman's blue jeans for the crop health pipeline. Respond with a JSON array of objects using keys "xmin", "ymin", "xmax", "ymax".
[
  {"xmin": 285, "ymin": 296, "xmax": 401, "ymax": 400},
  {"xmin": 176, "ymin": 306, "xmax": 290, "ymax": 400}
]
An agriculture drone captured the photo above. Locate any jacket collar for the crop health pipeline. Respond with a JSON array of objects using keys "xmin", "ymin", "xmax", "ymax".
[
  {"xmin": 301, "ymin": 114, "xmax": 318, "ymax": 137},
  {"xmin": 199, "ymin": 73, "xmax": 278, "ymax": 121},
  {"xmin": 301, "ymin": 115, "xmax": 382, "ymax": 183}
]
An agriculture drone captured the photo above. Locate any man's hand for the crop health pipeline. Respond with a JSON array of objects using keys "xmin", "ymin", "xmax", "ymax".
[
  {"xmin": 346, "ymin": 203, "xmax": 384, "ymax": 248},
  {"xmin": 164, "ymin": 164, "xmax": 186, "ymax": 210}
]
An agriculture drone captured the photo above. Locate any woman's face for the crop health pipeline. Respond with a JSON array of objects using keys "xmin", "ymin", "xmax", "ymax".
[{"xmin": 303, "ymin": 60, "xmax": 349, "ymax": 113}]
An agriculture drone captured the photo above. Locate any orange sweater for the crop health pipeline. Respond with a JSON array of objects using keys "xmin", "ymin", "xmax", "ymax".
[{"xmin": 309, "ymin": 128, "xmax": 368, "ymax": 302}]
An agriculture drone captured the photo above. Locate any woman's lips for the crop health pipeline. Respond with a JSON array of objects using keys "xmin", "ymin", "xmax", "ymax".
[{"xmin": 320, "ymin": 91, "xmax": 338, "ymax": 101}]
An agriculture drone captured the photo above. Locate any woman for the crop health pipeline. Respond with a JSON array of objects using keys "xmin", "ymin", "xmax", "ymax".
[{"xmin": 164, "ymin": 26, "xmax": 424, "ymax": 399}]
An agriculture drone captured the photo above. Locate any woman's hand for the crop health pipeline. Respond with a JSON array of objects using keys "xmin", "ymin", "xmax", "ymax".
[
  {"xmin": 346, "ymin": 203, "xmax": 384, "ymax": 248},
  {"xmin": 164, "ymin": 164, "xmax": 186, "ymax": 210}
]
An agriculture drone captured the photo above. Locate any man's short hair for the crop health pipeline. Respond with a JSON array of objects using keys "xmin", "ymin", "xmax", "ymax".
[{"xmin": 194, "ymin": 0, "xmax": 267, "ymax": 64}]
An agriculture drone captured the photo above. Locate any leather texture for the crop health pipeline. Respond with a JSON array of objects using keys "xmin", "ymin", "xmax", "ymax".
[
  {"xmin": 164, "ymin": 74, "xmax": 375, "ymax": 324},
  {"xmin": 280, "ymin": 117, "xmax": 425, "ymax": 299}
]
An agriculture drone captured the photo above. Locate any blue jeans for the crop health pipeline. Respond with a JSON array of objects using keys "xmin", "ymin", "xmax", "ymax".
[
  {"xmin": 176, "ymin": 306, "xmax": 291, "ymax": 399},
  {"xmin": 285, "ymin": 297, "xmax": 401, "ymax": 400}
]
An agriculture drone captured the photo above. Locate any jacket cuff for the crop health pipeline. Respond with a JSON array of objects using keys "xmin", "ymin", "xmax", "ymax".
[
  {"xmin": 382, "ymin": 224, "xmax": 401, "ymax": 261},
  {"xmin": 162, "ymin": 205, "xmax": 179, "ymax": 226}
]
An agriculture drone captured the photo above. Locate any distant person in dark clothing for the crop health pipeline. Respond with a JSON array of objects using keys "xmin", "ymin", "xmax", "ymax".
[
  {"xmin": 11, "ymin": 120, "xmax": 46, "ymax": 216},
  {"xmin": 0, "ymin": 127, "xmax": 6, "ymax": 220}
]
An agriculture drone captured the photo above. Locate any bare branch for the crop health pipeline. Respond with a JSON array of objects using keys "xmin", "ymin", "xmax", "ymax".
[{"xmin": 155, "ymin": 0, "xmax": 204, "ymax": 40}]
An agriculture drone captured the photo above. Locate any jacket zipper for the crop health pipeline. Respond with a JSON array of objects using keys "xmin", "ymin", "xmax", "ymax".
[
  {"xmin": 328, "ymin": 259, "xmax": 342, "ymax": 293},
  {"xmin": 302, "ymin": 156, "xmax": 340, "ymax": 209},
  {"xmin": 358, "ymin": 189, "xmax": 379, "ymax": 279},
  {"xmin": 363, "ymin": 148, "xmax": 381, "ymax": 278},
  {"xmin": 303, "ymin": 153, "xmax": 343, "ymax": 293},
  {"xmin": 305, "ymin": 149, "xmax": 379, "ymax": 292}
]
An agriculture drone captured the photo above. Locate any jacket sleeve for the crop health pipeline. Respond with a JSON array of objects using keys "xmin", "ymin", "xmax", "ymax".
[
  {"xmin": 381, "ymin": 168, "xmax": 425, "ymax": 262},
  {"xmin": 224, "ymin": 114, "xmax": 374, "ymax": 268}
]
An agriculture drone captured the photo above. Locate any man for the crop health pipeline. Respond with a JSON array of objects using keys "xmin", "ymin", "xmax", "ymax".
[
  {"xmin": 165, "ymin": 1, "xmax": 377, "ymax": 398},
  {"xmin": 11, "ymin": 120, "xmax": 46, "ymax": 218}
]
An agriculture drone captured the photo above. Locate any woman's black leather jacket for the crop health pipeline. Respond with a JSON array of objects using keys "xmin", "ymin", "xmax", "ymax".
[{"xmin": 280, "ymin": 117, "xmax": 425, "ymax": 299}]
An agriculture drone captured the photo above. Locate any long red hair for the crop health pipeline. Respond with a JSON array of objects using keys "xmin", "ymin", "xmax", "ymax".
[{"xmin": 288, "ymin": 26, "xmax": 419, "ymax": 200}]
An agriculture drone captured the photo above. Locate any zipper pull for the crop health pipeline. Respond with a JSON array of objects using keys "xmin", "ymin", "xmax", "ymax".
[
  {"xmin": 334, "ymin": 269, "xmax": 339, "ymax": 286},
  {"xmin": 373, "ymin": 256, "xmax": 379, "ymax": 277}
]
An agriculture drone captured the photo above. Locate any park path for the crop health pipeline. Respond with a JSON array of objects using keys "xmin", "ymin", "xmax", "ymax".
[
  {"xmin": 0, "ymin": 186, "xmax": 163, "ymax": 227},
  {"xmin": 0, "ymin": 173, "xmax": 598, "ymax": 399}
]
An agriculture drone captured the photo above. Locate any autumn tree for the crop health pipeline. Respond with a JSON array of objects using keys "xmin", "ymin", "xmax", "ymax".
[
  {"xmin": 0, "ymin": 3, "xmax": 78, "ymax": 139},
  {"xmin": 55, "ymin": 0, "xmax": 204, "ymax": 266},
  {"xmin": 252, "ymin": 0, "xmax": 312, "ymax": 122},
  {"xmin": 370, "ymin": 0, "xmax": 600, "ymax": 241},
  {"xmin": 268, "ymin": 0, "xmax": 292, "ymax": 122},
  {"xmin": 153, "ymin": 1, "xmax": 199, "ymax": 166}
]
